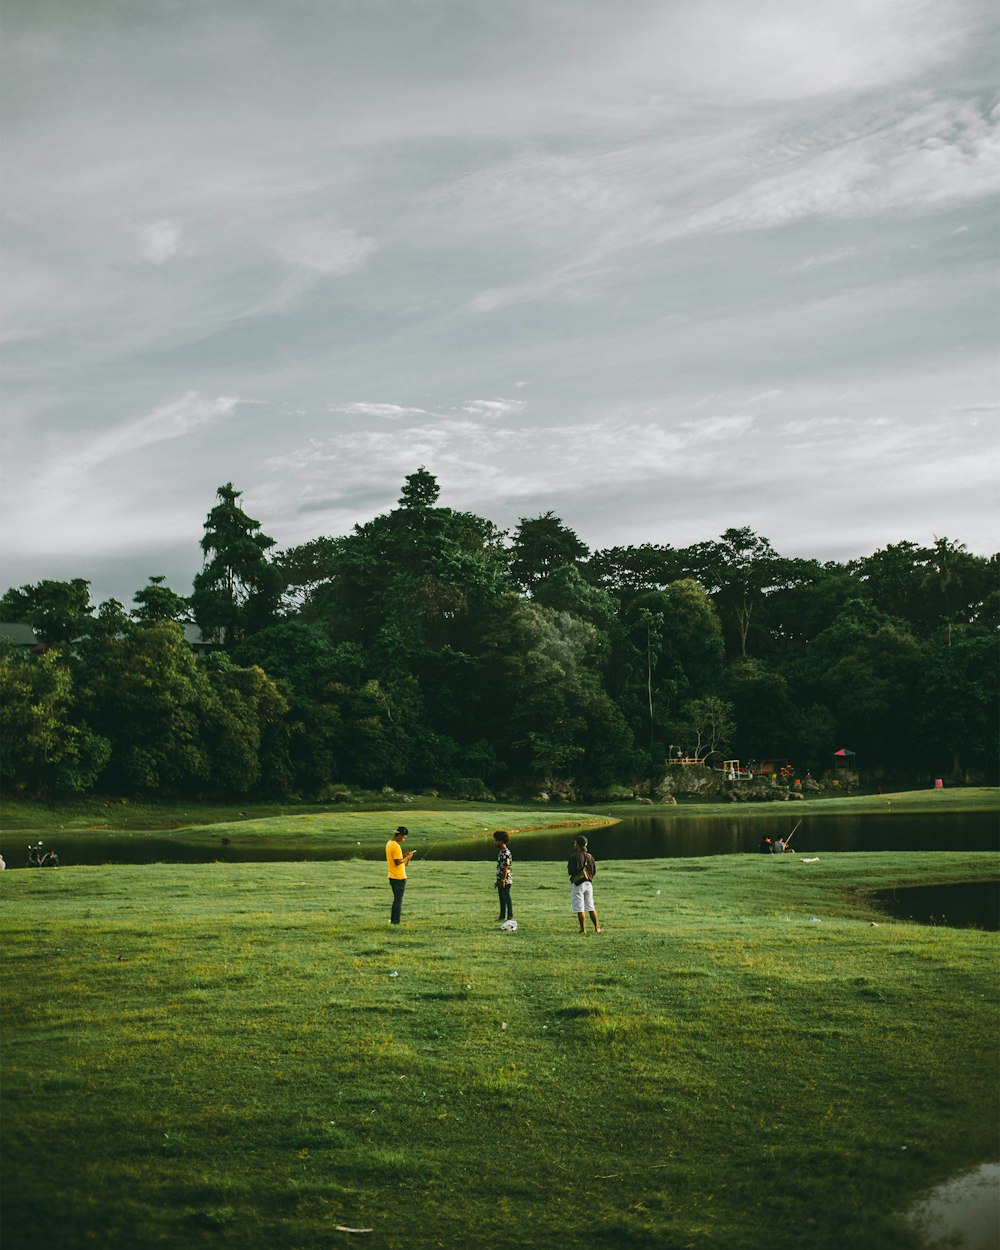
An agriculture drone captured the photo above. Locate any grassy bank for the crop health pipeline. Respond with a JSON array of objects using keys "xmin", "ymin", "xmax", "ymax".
[
  {"xmin": 0, "ymin": 803, "xmax": 613, "ymax": 863},
  {"xmin": 2, "ymin": 850, "xmax": 997, "ymax": 1250}
]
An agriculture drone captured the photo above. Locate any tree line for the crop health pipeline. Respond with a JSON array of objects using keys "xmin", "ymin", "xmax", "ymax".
[{"xmin": 2, "ymin": 469, "xmax": 996, "ymax": 800}]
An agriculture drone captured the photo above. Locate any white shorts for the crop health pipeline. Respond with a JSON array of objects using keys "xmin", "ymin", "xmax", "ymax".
[{"xmin": 570, "ymin": 880, "xmax": 594, "ymax": 913}]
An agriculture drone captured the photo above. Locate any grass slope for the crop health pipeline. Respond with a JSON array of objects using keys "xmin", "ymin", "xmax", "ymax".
[
  {"xmin": 2, "ymin": 849, "xmax": 997, "ymax": 1250},
  {"xmin": 0, "ymin": 800, "xmax": 612, "ymax": 861}
]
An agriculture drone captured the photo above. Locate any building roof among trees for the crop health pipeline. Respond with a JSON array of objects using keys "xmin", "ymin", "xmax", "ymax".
[{"xmin": 0, "ymin": 621, "xmax": 39, "ymax": 647}]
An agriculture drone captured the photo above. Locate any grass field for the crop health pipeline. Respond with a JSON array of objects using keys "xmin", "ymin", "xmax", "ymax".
[{"xmin": 2, "ymin": 835, "xmax": 998, "ymax": 1250}]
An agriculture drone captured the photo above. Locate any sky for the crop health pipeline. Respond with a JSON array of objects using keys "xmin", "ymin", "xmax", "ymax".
[{"xmin": 1, "ymin": 0, "xmax": 998, "ymax": 609}]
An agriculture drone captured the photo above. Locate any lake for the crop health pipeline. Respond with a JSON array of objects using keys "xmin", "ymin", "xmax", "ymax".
[
  {"xmin": 513, "ymin": 809, "xmax": 999, "ymax": 861},
  {"xmin": 14, "ymin": 808, "xmax": 996, "ymax": 866}
]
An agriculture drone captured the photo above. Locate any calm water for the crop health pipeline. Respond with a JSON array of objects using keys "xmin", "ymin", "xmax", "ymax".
[
  {"xmin": 12, "ymin": 809, "xmax": 996, "ymax": 866},
  {"xmin": 871, "ymin": 881, "xmax": 999, "ymax": 931},
  {"xmin": 513, "ymin": 810, "xmax": 999, "ymax": 861}
]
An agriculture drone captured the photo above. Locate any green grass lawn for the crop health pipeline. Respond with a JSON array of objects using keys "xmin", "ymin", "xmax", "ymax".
[{"xmin": 2, "ymin": 847, "xmax": 997, "ymax": 1250}]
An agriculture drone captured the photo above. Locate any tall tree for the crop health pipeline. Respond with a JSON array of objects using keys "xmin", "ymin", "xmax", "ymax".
[
  {"xmin": 683, "ymin": 528, "xmax": 787, "ymax": 659},
  {"xmin": 398, "ymin": 465, "xmax": 441, "ymax": 510},
  {"xmin": 190, "ymin": 483, "xmax": 279, "ymax": 643},
  {"xmin": 509, "ymin": 512, "xmax": 589, "ymax": 594}
]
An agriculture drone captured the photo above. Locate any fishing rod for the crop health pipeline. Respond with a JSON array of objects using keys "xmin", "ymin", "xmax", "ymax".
[{"xmin": 784, "ymin": 819, "xmax": 802, "ymax": 847}]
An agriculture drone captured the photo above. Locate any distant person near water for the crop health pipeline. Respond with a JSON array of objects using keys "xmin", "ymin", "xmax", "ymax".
[
  {"xmin": 494, "ymin": 830, "xmax": 513, "ymax": 923},
  {"xmin": 385, "ymin": 826, "xmax": 413, "ymax": 925},
  {"xmin": 568, "ymin": 835, "xmax": 601, "ymax": 934}
]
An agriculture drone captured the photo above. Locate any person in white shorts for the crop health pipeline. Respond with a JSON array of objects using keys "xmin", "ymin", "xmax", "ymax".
[{"xmin": 567, "ymin": 834, "xmax": 601, "ymax": 934}]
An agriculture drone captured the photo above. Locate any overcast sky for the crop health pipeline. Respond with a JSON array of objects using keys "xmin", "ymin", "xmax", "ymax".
[{"xmin": 2, "ymin": 0, "xmax": 998, "ymax": 608}]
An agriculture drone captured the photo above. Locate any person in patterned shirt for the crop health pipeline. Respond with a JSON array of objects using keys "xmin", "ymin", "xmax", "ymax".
[{"xmin": 493, "ymin": 830, "xmax": 513, "ymax": 923}]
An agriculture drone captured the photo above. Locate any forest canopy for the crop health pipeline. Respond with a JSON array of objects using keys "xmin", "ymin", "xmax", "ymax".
[{"xmin": 2, "ymin": 471, "xmax": 996, "ymax": 800}]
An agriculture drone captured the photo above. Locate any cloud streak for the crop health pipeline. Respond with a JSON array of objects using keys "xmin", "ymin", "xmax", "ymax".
[{"xmin": 0, "ymin": 0, "xmax": 996, "ymax": 602}]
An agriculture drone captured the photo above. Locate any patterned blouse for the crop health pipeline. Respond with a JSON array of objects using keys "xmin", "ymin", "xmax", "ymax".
[{"xmin": 495, "ymin": 845, "xmax": 512, "ymax": 886}]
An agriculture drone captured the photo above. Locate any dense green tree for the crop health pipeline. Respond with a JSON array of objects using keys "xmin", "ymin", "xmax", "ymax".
[
  {"xmin": 621, "ymin": 595, "xmax": 666, "ymax": 753},
  {"xmin": 532, "ymin": 564, "xmax": 617, "ymax": 632},
  {"xmin": 754, "ymin": 560, "xmax": 857, "ymax": 660},
  {"xmin": 272, "ymin": 537, "xmax": 341, "ymax": 613},
  {"xmin": 509, "ymin": 512, "xmax": 588, "ymax": 594},
  {"xmin": 479, "ymin": 597, "xmax": 638, "ymax": 792},
  {"xmin": 795, "ymin": 600, "xmax": 923, "ymax": 773},
  {"xmin": 609, "ymin": 580, "xmax": 724, "ymax": 760},
  {"xmin": 231, "ymin": 622, "xmax": 366, "ymax": 794},
  {"xmin": 586, "ymin": 544, "xmax": 684, "ymax": 595},
  {"xmin": 398, "ymin": 465, "xmax": 441, "ymax": 510},
  {"xmin": 850, "ymin": 541, "xmax": 927, "ymax": 625},
  {"xmin": 201, "ymin": 654, "xmax": 289, "ymax": 795},
  {"xmin": 2, "ymin": 468, "xmax": 995, "ymax": 798},
  {"xmin": 75, "ymin": 620, "xmax": 214, "ymax": 793},
  {"xmin": 302, "ymin": 473, "xmax": 508, "ymax": 656},
  {"xmin": 724, "ymin": 659, "xmax": 801, "ymax": 764},
  {"xmin": 290, "ymin": 472, "xmax": 512, "ymax": 771},
  {"xmin": 133, "ymin": 576, "xmax": 189, "ymax": 625},
  {"xmin": 852, "ymin": 538, "xmax": 994, "ymax": 636},
  {"xmin": 684, "ymin": 528, "xmax": 790, "ymax": 658},
  {"xmin": 190, "ymin": 483, "xmax": 280, "ymax": 643},
  {"xmin": 916, "ymin": 631, "xmax": 998, "ymax": 779},
  {"xmin": 660, "ymin": 580, "xmax": 726, "ymax": 694},
  {"xmin": 0, "ymin": 578, "xmax": 94, "ymax": 644},
  {"xmin": 0, "ymin": 645, "xmax": 110, "ymax": 796}
]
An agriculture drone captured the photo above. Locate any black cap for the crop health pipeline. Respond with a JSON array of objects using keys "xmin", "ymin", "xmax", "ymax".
[{"xmin": 394, "ymin": 826, "xmax": 409, "ymax": 836}]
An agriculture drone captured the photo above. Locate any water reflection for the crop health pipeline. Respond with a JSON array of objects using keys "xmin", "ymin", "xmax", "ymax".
[
  {"xmin": 512, "ymin": 811, "xmax": 998, "ymax": 862},
  {"xmin": 19, "ymin": 809, "xmax": 996, "ymax": 867}
]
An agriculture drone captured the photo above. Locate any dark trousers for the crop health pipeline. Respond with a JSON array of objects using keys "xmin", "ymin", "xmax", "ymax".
[
  {"xmin": 497, "ymin": 883, "xmax": 513, "ymax": 920},
  {"xmin": 389, "ymin": 877, "xmax": 406, "ymax": 924}
]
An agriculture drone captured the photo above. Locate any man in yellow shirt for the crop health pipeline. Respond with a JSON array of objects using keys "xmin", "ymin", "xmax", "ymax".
[{"xmin": 385, "ymin": 826, "xmax": 413, "ymax": 925}]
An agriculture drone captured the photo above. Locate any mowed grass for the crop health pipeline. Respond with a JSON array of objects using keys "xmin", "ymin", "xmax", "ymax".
[{"xmin": 2, "ymin": 850, "xmax": 998, "ymax": 1250}]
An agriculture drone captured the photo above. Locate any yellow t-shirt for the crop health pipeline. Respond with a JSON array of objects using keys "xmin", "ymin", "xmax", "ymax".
[{"xmin": 386, "ymin": 838, "xmax": 407, "ymax": 880}]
